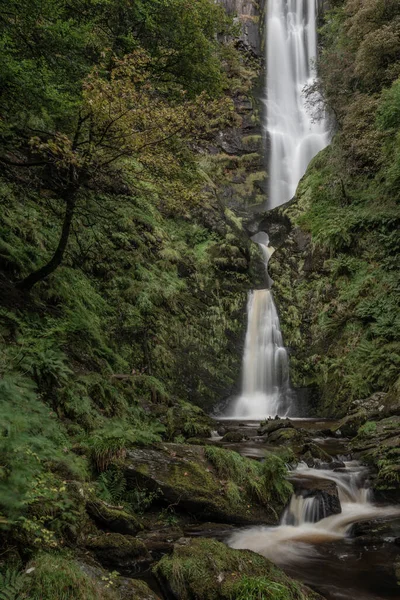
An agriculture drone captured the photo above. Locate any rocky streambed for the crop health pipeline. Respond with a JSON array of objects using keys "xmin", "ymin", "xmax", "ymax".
[{"xmin": 65, "ymin": 412, "xmax": 400, "ymax": 600}]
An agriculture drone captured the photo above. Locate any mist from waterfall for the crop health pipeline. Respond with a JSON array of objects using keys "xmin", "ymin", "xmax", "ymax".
[{"xmin": 266, "ymin": 0, "xmax": 329, "ymax": 208}]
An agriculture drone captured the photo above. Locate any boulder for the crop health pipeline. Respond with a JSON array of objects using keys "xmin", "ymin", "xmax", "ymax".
[
  {"xmin": 289, "ymin": 475, "xmax": 341, "ymax": 518},
  {"xmin": 78, "ymin": 557, "xmax": 160, "ymax": 599},
  {"xmin": 153, "ymin": 538, "xmax": 323, "ymax": 600},
  {"xmin": 257, "ymin": 418, "xmax": 293, "ymax": 436},
  {"xmin": 220, "ymin": 430, "xmax": 248, "ymax": 442},
  {"xmin": 266, "ymin": 426, "xmax": 308, "ymax": 448},
  {"xmin": 118, "ymin": 578, "xmax": 161, "ymax": 600},
  {"xmin": 86, "ymin": 499, "xmax": 142, "ymax": 536},
  {"xmin": 300, "ymin": 442, "xmax": 333, "ymax": 467},
  {"xmin": 85, "ymin": 533, "xmax": 151, "ymax": 571},
  {"xmin": 123, "ymin": 444, "xmax": 281, "ymax": 525}
]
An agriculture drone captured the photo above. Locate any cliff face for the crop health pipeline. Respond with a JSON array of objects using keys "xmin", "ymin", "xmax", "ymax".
[{"xmin": 218, "ymin": 0, "xmax": 264, "ymax": 58}]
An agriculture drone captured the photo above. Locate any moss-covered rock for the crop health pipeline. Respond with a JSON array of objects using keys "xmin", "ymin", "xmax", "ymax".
[
  {"xmin": 351, "ymin": 416, "xmax": 400, "ymax": 496},
  {"xmin": 86, "ymin": 500, "xmax": 142, "ymax": 536},
  {"xmin": 117, "ymin": 577, "xmax": 161, "ymax": 600},
  {"xmin": 220, "ymin": 430, "xmax": 248, "ymax": 442},
  {"xmin": 123, "ymin": 444, "xmax": 290, "ymax": 524},
  {"xmin": 85, "ymin": 533, "xmax": 150, "ymax": 571},
  {"xmin": 153, "ymin": 538, "xmax": 323, "ymax": 600}
]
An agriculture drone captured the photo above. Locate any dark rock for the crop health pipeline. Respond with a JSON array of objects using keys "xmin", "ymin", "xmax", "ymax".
[
  {"xmin": 85, "ymin": 533, "xmax": 151, "ymax": 571},
  {"xmin": 221, "ymin": 430, "xmax": 248, "ymax": 442},
  {"xmin": 290, "ymin": 476, "xmax": 341, "ymax": 518},
  {"xmin": 257, "ymin": 418, "xmax": 293, "ymax": 436},
  {"xmin": 300, "ymin": 442, "xmax": 333, "ymax": 466},
  {"xmin": 78, "ymin": 558, "xmax": 160, "ymax": 599},
  {"xmin": 86, "ymin": 500, "xmax": 142, "ymax": 536}
]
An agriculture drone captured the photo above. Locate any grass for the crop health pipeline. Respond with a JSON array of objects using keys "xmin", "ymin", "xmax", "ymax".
[{"xmin": 204, "ymin": 446, "xmax": 292, "ymax": 509}]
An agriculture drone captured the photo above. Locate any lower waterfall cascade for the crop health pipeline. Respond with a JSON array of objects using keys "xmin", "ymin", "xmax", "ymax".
[
  {"xmin": 228, "ymin": 459, "xmax": 400, "ymax": 599},
  {"xmin": 222, "ymin": 240, "xmax": 293, "ymax": 420}
]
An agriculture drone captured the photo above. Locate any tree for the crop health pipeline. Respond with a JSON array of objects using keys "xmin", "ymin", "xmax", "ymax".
[{"xmin": 1, "ymin": 51, "xmax": 231, "ymax": 290}]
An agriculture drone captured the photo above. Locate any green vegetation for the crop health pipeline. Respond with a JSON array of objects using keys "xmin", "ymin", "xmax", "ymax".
[
  {"xmin": 154, "ymin": 538, "xmax": 320, "ymax": 600},
  {"xmin": 0, "ymin": 0, "xmax": 265, "ymax": 549},
  {"xmin": 205, "ymin": 446, "xmax": 292, "ymax": 509},
  {"xmin": 272, "ymin": 0, "xmax": 400, "ymax": 415}
]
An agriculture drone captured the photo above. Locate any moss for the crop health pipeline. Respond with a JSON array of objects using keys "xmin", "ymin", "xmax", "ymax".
[
  {"xmin": 22, "ymin": 553, "xmax": 117, "ymax": 600},
  {"xmin": 204, "ymin": 446, "xmax": 292, "ymax": 511},
  {"xmin": 86, "ymin": 499, "xmax": 142, "ymax": 535},
  {"xmin": 154, "ymin": 538, "xmax": 320, "ymax": 600},
  {"xmin": 86, "ymin": 533, "xmax": 146, "ymax": 555}
]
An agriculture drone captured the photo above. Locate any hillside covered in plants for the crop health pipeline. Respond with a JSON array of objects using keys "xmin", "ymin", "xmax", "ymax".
[
  {"xmin": 268, "ymin": 0, "xmax": 400, "ymax": 488},
  {"xmin": 0, "ymin": 0, "xmax": 399, "ymax": 598}
]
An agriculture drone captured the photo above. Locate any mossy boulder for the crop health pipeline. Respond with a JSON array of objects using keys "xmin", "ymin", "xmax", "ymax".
[
  {"xmin": 85, "ymin": 533, "xmax": 150, "ymax": 571},
  {"xmin": 300, "ymin": 443, "xmax": 333, "ymax": 466},
  {"xmin": 153, "ymin": 538, "xmax": 323, "ymax": 600},
  {"xmin": 220, "ymin": 430, "xmax": 248, "ymax": 442},
  {"xmin": 266, "ymin": 427, "xmax": 308, "ymax": 448},
  {"xmin": 117, "ymin": 577, "xmax": 161, "ymax": 600},
  {"xmin": 258, "ymin": 418, "xmax": 294, "ymax": 436},
  {"xmin": 351, "ymin": 416, "xmax": 400, "ymax": 496},
  {"xmin": 86, "ymin": 499, "xmax": 142, "ymax": 536},
  {"xmin": 124, "ymin": 444, "xmax": 290, "ymax": 525}
]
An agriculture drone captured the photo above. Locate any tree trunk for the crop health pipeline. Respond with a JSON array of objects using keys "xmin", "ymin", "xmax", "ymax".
[{"xmin": 16, "ymin": 185, "xmax": 77, "ymax": 291}]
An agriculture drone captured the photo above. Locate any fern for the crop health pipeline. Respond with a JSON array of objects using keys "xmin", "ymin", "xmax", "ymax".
[{"xmin": 0, "ymin": 568, "xmax": 27, "ymax": 600}]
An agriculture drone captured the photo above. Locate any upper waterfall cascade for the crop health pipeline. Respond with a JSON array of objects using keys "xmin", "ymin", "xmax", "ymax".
[{"xmin": 266, "ymin": 0, "xmax": 329, "ymax": 208}]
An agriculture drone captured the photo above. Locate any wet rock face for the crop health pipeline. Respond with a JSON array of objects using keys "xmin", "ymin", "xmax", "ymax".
[
  {"xmin": 85, "ymin": 533, "xmax": 151, "ymax": 572},
  {"xmin": 217, "ymin": 0, "xmax": 264, "ymax": 57},
  {"xmin": 289, "ymin": 476, "xmax": 342, "ymax": 518}
]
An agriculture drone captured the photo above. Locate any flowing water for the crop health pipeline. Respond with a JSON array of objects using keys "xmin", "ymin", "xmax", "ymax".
[
  {"xmin": 222, "ymin": 241, "xmax": 292, "ymax": 420},
  {"xmin": 229, "ymin": 461, "xmax": 400, "ymax": 599},
  {"xmin": 265, "ymin": 0, "xmax": 329, "ymax": 208},
  {"xmin": 219, "ymin": 2, "xmax": 399, "ymax": 597},
  {"xmin": 221, "ymin": 0, "xmax": 331, "ymax": 419}
]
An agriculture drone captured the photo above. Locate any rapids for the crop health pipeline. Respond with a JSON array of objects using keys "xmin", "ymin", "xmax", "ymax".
[{"xmin": 228, "ymin": 460, "xmax": 400, "ymax": 599}]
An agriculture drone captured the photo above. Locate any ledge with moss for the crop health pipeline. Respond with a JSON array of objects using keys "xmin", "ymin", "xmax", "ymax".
[
  {"xmin": 153, "ymin": 537, "xmax": 323, "ymax": 600},
  {"xmin": 123, "ymin": 444, "xmax": 292, "ymax": 525}
]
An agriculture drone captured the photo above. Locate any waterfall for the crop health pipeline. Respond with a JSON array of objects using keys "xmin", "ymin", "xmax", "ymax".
[
  {"xmin": 228, "ymin": 462, "xmax": 400, "ymax": 564},
  {"xmin": 223, "ymin": 240, "xmax": 292, "ymax": 420},
  {"xmin": 220, "ymin": 0, "xmax": 329, "ymax": 420},
  {"xmin": 266, "ymin": 0, "xmax": 329, "ymax": 208}
]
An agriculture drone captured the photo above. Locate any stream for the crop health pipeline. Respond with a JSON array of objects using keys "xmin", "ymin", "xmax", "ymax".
[{"xmin": 215, "ymin": 420, "xmax": 400, "ymax": 600}]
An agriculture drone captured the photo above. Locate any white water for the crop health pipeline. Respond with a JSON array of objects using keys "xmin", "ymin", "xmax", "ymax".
[
  {"xmin": 229, "ymin": 462, "xmax": 400, "ymax": 565},
  {"xmin": 266, "ymin": 0, "xmax": 329, "ymax": 208},
  {"xmin": 222, "ymin": 242, "xmax": 292, "ymax": 420}
]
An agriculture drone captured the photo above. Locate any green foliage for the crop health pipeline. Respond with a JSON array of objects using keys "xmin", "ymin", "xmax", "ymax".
[
  {"xmin": 204, "ymin": 447, "xmax": 292, "ymax": 508},
  {"xmin": 85, "ymin": 416, "xmax": 164, "ymax": 471},
  {"xmin": 231, "ymin": 576, "xmax": 305, "ymax": 600},
  {"xmin": 357, "ymin": 421, "xmax": 377, "ymax": 437},
  {"xmin": 0, "ymin": 567, "xmax": 27, "ymax": 600},
  {"xmin": 21, "ymin": 553, "xmax": 116, "ymax": 600},
  {"xmin": 0, "ymin": 374, "xmax": 86, "ymax": 529}
]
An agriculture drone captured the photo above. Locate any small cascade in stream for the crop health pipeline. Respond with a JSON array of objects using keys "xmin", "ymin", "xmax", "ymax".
[
  {"xmin": 265, "ymin": 0, "xmax": 329, "ymax": 208},
  {"xmin": 222, "ymin": 237, "xmax": 293, "ymax": 420},
  {"xmin": 228, "ymin": 462, "xmax": 400, "ymax": 566}
]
